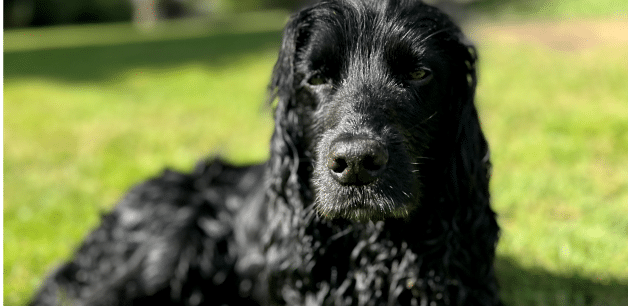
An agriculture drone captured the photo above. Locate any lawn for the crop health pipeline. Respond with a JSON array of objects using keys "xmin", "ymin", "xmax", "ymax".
[
  {"xmin": 473, "ymin": 22, "xmax": 628, "ymax": 305},
  {"xmin": 4, "ymin": 7, "xmax": 628, "ymax": 306}
]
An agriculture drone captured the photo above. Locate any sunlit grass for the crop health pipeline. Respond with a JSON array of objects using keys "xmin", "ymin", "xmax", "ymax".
[
  {"xmin": 4, "ymin": 10, "xmax": 289, "ymax": 52},
  {"xmin": 477, "ymin": 40, "xmax": 628, "ymax": 304},
  {"xmin": 470, "ymin": 0, "xmax": 628, "ymax": 20}
]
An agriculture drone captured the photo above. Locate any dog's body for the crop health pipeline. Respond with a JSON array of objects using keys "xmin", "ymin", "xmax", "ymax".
[{"xmin": 31, "ymin": 0, "xmax": 501, "ymax": 305}]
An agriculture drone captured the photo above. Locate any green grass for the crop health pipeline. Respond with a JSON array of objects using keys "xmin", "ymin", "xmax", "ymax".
[
  {"xmin": 469, "ymin": 0, "xmax": 628, "ymax": 20},
  {"xmin": 4, "ymin": 9, "xmax": 628, "ymax": 306},
  {"xmin": 477, "ymin": 40, "xmax": 628, "ymax": 304}
]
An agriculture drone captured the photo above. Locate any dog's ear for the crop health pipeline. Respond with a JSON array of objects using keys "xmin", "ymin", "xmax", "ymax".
[
  {"xmin": 267, "ymin": 9, "xmax": 313, "ymax": 201},
  {"xmin": 446, "ymin": 34, "xmax": 491, "ymax": 207},
  {"xmin": 264, "ymin": 11, "xmax": 318, "ymax": 289},
  {"xmin": 443, "ymin": 34, "xmax": 499, "ymax": 290}
]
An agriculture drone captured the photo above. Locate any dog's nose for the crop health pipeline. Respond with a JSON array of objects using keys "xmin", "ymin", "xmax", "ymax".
[{"xmin": 327, "ymin": 136, "xmax": 388, "ymax": 185}]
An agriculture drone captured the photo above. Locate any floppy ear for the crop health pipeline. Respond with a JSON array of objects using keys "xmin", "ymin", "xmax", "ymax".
[
  {"xmin": 429, "ymin": 33, "xmax": 501, "ymax": 303},
  {"xmin": 462, "ymin": 40, "xmax": 490, "ymax": 201},
  {"xmin": 446, "ymin": 34, "xmax": 500, "ymax": 290},
  {"xmin": 267, "ymin": 10, "xmax": 312, "ymax": 202},
  {"xmin": 263, "ymin": 12, "xmax": 321, "ymax": 302},
  {"xmin": 444, "ymin": 35, "xmax": 491, "ymax": 205}
]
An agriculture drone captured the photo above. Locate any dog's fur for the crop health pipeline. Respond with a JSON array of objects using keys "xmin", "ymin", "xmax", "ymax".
[{"xmin": 31, "ymin": 0, "xmax": 501, "ymax": 305}]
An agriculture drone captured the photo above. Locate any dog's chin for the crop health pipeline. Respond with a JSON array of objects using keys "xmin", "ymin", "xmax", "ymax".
[
  {"xmin": 318, "ymin": 205, "xmax": 411, "ymax": 223},
  {"xmin": 313, "ymin": 184, "xmax": 417, "ymax": 223}
]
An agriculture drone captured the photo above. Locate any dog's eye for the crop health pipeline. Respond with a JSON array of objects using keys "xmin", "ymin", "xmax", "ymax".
[
  {"xmin": 308, "ymin": 74, "xmax": 328, "ymax": 86},
  {"xmin": 407, "ymin": 68, "xmax": 433, "ymax": 84}
]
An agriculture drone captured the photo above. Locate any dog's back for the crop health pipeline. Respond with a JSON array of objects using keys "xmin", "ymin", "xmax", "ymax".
[{"xmin": 30, "ymin": 159, "xmax": 267, "ymax": 306}]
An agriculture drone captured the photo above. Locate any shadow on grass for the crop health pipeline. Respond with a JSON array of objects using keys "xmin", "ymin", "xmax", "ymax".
[
  {"xmin": 496, "ymin": 256, "xmax": 628, "ymax": 306},
  {"xmin": 4, "ymin": 30, "xmax": 282, "ymax": 82}
]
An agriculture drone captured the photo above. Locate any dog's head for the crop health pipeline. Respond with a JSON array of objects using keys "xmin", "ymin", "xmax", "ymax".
[{"xmin": 269, "ymin": 0, "xmax": 485, "ymax": 222}]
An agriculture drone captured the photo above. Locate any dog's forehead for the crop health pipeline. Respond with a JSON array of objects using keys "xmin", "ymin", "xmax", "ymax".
[
  {"xmin": 310, "ymin": 1, "xmax": 452, "ymax": 35},
  {"xmin": 301, "ymin": 0, "xmax": 457, "ymax": 57},
  {"xmin": 293, "ymin": 0, "xmax": 463, "ymax": 79}
]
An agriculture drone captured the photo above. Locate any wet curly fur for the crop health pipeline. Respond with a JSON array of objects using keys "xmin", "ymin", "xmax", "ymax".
[{"xmin": 31, "ymin": 0, "xmax": 501, "ymax": 305}]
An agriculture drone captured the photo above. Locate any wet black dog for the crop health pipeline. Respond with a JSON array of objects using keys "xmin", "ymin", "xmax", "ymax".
[{"xmin": 31, "ymin": 0, "xmax": 501, "ymax": 305}]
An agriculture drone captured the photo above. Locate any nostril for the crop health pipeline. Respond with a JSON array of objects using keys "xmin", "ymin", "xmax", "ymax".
[
  {"xmin": 363, "ymin": 151, "xmax": 388, "ymax": 173},
  {"xmin": 362, "ymin": 156, "xmax": 377, "ymax": 171},
  {"xmin": 327, "ymin": 157, "xmax": 348, "ymax": 174}
]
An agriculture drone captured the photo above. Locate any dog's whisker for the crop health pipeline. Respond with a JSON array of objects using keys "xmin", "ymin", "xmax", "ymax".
[
  {"xmin": 418, "ymin": 27, "xmax": 457, "ymax": 45},
  {"xmin": 421, "ymin": 111, "xmax": 438, "ymax": 124}
]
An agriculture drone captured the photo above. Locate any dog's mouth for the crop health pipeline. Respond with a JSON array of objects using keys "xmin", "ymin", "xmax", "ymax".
[{"xmin": 312, "ymin": 172, "xmax": 419, "ymax": 222}]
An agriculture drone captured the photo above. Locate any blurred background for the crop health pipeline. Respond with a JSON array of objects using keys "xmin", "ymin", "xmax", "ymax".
[{"xmin": 4, "ymin": 0, "xmax": 628, "ymax": 305}]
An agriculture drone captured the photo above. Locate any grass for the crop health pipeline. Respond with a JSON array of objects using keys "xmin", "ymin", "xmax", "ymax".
[
  {"xmin": 468, "ymin": 0, "xmax": 628, "ymax": 20},
  {"xmin": 4, "ymin": 7, "xmax": 628, "ymax": 306},
  {"xmin": 477, "ymin": 40, "xmax": 628, "ymax": 305}
]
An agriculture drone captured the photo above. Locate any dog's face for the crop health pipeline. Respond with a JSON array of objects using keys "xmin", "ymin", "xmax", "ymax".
[{"xmin": 272, "ymin": 0, "xmax": 476, "ymax": 222}]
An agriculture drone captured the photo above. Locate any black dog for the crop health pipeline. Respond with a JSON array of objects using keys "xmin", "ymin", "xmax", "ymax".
[{"xmin": 31, "ymin": 0, "xmax": 501, "ymax": 305}]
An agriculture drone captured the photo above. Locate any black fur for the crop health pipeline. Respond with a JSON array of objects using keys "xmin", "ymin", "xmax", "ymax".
[{"xmin": 31, "ymin": 0, "xmax": 501, "ymax": 305}]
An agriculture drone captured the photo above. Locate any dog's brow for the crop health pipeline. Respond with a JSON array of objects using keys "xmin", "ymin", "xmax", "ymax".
[{"xmin": 417, "ymin": 27, "xmax": 456, "ymax": 45}]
